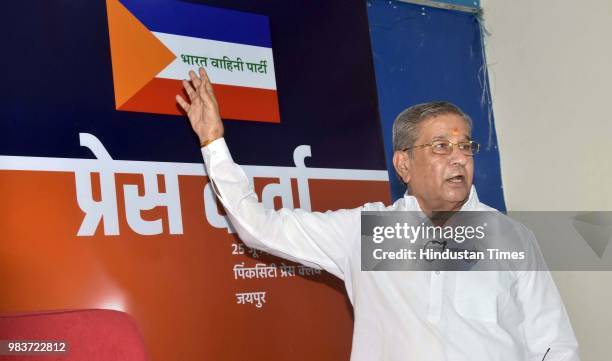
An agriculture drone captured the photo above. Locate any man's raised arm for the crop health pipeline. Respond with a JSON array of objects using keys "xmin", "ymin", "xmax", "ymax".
[{"xmin": 176, "ymin": 68, "xmax": 359, "ymax": 280}]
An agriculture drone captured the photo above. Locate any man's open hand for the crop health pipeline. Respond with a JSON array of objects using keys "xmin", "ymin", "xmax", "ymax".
[{"xmin": 176, "ymin": 67, "xmax": 224, "ymax": 146}]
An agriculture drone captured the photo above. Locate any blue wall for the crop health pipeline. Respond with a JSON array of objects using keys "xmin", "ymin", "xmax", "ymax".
[
  {"xmin": 436, "ymin": 0, "xmax": 480, "ymax": 8},
  {"xmin": 367, "ymin": 0, "xmax": 506, "ymax": 211}
]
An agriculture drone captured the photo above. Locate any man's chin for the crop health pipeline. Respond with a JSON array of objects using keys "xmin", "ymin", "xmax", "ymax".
[{"xmin": 442, "ymin": 187, "xmax": 470, "ymax": 204}]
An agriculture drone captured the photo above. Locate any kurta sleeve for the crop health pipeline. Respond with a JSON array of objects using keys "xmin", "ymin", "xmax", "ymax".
[{"xmin": 201, "ymin": 138, "xmax": 360, "ymax": 280}]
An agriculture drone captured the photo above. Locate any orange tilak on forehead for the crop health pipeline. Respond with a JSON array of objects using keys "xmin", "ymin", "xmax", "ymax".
[{"xmin": 451, "ymin": 127, "xmax": 460, "ymax": 136}]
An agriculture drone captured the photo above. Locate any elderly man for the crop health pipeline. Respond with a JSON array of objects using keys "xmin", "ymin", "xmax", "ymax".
[{"xmin": 176, "ymin": 68, "xmax": 580, "ymax": 361}]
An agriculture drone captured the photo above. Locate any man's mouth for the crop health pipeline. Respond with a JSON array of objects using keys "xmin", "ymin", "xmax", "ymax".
[{"xmin": 446, "ymin": 175, "xmax": 465, "ymax": 184}]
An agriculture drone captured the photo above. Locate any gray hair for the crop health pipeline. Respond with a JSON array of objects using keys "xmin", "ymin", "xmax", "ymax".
[{"xmin": 392, "ymin": 101, "xmax": 473, "ymax": 155}]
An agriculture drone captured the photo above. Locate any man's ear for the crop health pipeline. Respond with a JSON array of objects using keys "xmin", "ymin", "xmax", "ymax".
[{"xmin": 392, "ymin": 150, "xmax": 412, "ymax": 184}]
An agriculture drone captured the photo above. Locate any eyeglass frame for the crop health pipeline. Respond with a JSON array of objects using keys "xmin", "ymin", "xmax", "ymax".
[{"xmin": 403, "ymin": 139, "xmax": 480, "ymax": 156}]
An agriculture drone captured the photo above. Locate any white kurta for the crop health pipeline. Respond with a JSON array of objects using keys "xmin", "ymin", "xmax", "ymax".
[{"xmin": 202, "ymin": 138, "xmax": 580, "ymax": 361}]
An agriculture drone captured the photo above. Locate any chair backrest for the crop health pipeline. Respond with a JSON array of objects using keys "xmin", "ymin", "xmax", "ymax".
[{"xmin": 0, "ymin": 309, "xmax": 149, "ymax": 361}]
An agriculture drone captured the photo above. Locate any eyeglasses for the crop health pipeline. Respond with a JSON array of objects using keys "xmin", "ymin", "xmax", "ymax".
[{"xmin": 404, "ymin": 140, "xmax": 480, "ymax": 156}]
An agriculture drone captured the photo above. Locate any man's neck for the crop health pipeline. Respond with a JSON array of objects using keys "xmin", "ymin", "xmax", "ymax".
[{"xmin": 415, "ymin": 197, "xmax": 467, "ymax": 222}]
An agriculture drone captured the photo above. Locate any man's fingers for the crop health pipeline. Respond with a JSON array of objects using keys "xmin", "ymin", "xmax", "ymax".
[
  {"xmin": 189, "ymin": 70, "xmax": 201, "ymax": 88},
  {"xmin": 182, "ymin": 80, "xmax": 197, "ymax": 100},
  {"xmin": 175, "ymin": 94, "xmax": 190, "ymax": 112},
  {"xmin": 199, "ymin": 67, "xmax": 215, "ymax": 96},
  {"xmin": 205, "ymin": 79, "xmax": 215, "ymax": 96},
  {"xmin": 197, "ymin": 67, "xmax": 217, "ymax": 104},
  {"xmin": 199, "ymin": 80, "xmax": 215, "ymax": 105},
  {"xmin": 198, "ymin": 67, "xmax": 209, "ymax": 85},
  {"xmin": 198, "ymin": 67, "xmax": 209, "ymax": 93}
]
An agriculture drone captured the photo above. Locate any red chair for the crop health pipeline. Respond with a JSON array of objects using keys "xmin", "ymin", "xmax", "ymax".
[{"xmin": 0, "ymin": 309, "xmax": 149, "ymax": 361}]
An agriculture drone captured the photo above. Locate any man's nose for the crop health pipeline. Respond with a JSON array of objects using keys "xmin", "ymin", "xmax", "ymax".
[{"xmin": 448, "ymin": 144, "xmax": 469, "ymax": 165}]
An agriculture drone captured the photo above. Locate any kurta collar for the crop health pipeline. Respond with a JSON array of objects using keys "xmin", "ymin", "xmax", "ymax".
[{"xmin": 402, "ymin": 185, "xmax": 480, "ymax": 211}]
